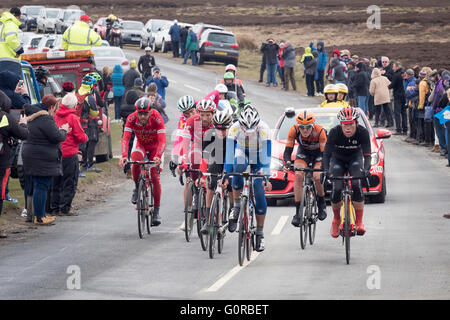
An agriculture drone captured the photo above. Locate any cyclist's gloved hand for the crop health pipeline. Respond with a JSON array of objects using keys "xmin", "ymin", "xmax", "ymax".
[
  {"xmin": 283, "ymin": 161, "xmax": 291, "ymax": 173},
  {"xmin": 169, "ymin": 160, "xmax": 177, "ymax": 172},
  {"xmin": 123, "ymin": 162, "xmax": 131, "ymax": 174}
]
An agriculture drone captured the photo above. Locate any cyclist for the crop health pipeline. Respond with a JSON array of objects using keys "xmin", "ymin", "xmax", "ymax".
[
  {"xmin": 322, "ymin": 107, "xmax": 371, "ymax": 238},
  {"xmin": 283, "ymin": 109, "xmax": 328, "ymax": 226},
  {"xmin": 171, "ymin": 95, "xmax": 197, "ymax": 166},
  {"xmin": 221, "ymin": 64, "xmax": 245, "ymax": 95},
  {"xmin": 119, "ymin": 97, "xmax": 166, "ymax": 226},
  {"xmin": 336, "ymin": 83, "xmax": 351, "ymax": 107},
  {"xmin": 200, "ymin": 109, "xmax": 234, "ymax": 235},
  {"xmin": 222, "ymin": 72, "xmax": 245, "ymax": 105},
  {"xmin": 181, "ymin": 99, "xmax": 216, "ymax": 213},
  {"xmin": 318, "ymin": 84, "xmax": 341, "ymax": 108},
  {"xmin": 224, "ymin": 105, "xmax": 272, "ymax": 252}
]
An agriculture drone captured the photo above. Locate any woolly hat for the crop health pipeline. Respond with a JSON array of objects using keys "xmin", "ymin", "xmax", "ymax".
[{"xmin": 62, "ymin": 80, "xmax": 74, "ymax": 92}]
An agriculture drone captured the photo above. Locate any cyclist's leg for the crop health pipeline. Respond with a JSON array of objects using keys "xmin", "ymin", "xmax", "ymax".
[
  {"xmin": 202, "ymin": 163, "xmax": 221, "ymax": 234},
  {"xmin": 251, "ymin": 163, "xmax": 267, "ymax": 252},
  {"xmin": 228, "ymin": 150, "xmax": 248, "ymax": 232},
  {"xmin": 330, "ymin": 156, "xmax": 346, "ymax": 237},
  {"xmin": 130, "ymin": 138, "xmax": 144, "ymax": 204},
  {"xmin": 292, "ymin": 158, "xmax": 307, "ymax": 226},
  {"xmin": 348, "ymin": 156, "xmax": 365, "ymax": 235},
  {"xmin": 146, "ymin": 148, "xmax": 162, "ymax": 225},
  {"xmin": 312, "ymin": 156, "xmax": 327, "ymax": 221}
]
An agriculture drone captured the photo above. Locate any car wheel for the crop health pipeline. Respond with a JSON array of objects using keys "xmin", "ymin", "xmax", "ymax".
[
  {"xmin": 152, "ymin": 40, "xmax": 158, "ymax": 52},
  {"xmin": 26, "ymin": 23, "xmax": 30, "ymax": 32},
  {"xmin": 370, "ymin": 173, "xmax": 386, "ymax": 203},
  {"xmin": 162, "ymin": 40, "xmax": 167, "ymax": 53},
  {"xmin": 266, "ymin": 198, "xmax": 277, "ymax": 206},
  {"xmin": 139, "ymin": 39, "xmax": 144, "ymax": 49},
  {"xmin": 197, "ymin": 51, "xmax": 204, "ymax": 65}
]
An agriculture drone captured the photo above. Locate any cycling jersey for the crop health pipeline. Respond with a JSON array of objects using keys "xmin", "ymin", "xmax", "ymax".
[
  {"xmin": 283, "ymin": 123, "xmax": 327, "ymax": 164},
  {"xmin": 182, "ymin": 113, "xmax": 214, "ymax": 166},
  {"xmin": 204, "ymin": 90, "xmax": 220, "ymax": 107},
  {"xmin": 171, "ymin": 113, "xmax": 189, "ymax": 163}
]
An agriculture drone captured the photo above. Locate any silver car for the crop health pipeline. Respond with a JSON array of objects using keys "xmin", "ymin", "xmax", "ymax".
[
  {"xmin": 121, "ymin": 20, "xmax": 144, "ymax": 45},
  {"xmin": 37, "ymin": 8, "xmax": 62, "ymax": 33},
  {"xmin": 197, "ymin": 29, "xmax": 239, "ymax": 66},
  {"xmin": 92, "ymin": 46, "xmax": 130, "ymax": 73},
  {"xmin": 140, "ymin": 19, "xmax": 172, "ymax": 49}
]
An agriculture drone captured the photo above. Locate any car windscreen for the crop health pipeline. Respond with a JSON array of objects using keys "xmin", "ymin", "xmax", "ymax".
[
  {"xmin": 208, "ymin": 33, "xmax": 235, "ymax": 44},
  {"xmin": 50, "ymin": 73, "xmax": 78, "ymax": 90},
  {"xmin": 26, "ymin": 7, "xmax": 42, "ymax": 16},
  {"xmin": 276, "ymin": 111, "xmax": 369, "ymax": 140},
  {"xmin": 64, "ymin": 11, "xmax": 83, "ymax": 21},
  {"xmin": 122, "ymin": 21, "xmax": 144, "ymax": 30},
  {"xmin": 46, "ymin": 9, "xmax": 60, "ymax": 19},
  {"xmin": 44, "ymin": 38, "xmax": 58, "ymax": 48},
  {"xmin": 152, "ymin": 20, "xmax": 168, "ymax": 31},
  {"xmin": 30, "ymin": 37, "xmax": 43, "ymax": 48},
  {"xmin": 93, "ymin": 49, "xmax": 124, "ymax": 58}
]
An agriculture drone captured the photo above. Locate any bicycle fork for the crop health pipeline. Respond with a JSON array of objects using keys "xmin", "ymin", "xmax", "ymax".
[{"xmin": 340, "ymin": 196, "xmax": 356, "ymax": 237}]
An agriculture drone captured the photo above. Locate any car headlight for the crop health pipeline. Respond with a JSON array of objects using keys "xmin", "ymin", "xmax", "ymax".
[
  {"xmin": 371, "ymin": 152, "xmax": 379, "ymax": 166},
  {"xmin": 270, "ymin": 157, "xmax": 284, "ymax": 171}
]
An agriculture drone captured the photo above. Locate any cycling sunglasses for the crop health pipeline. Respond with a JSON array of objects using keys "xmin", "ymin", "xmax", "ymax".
[
  {"xmin": 298, "ymin": 124, "xmax": 314, "ymax": 130},
  {"xmin": 137, "ymin": 111, "xmax": 149, "ymax": 116}
]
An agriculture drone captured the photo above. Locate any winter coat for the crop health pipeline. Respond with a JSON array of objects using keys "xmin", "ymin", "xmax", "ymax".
[
  {"xmin": 309, "ymin": 41, "xmax": 328, "ymax": 71},
  {"xmin": 282, "ymin": 44, "xmax": 296, "ymax": 68},
  {"xmin": 145, "ymin": 75, "xmax": 169, "ymax": 100},
  {"xmin": 431, "ymin": 79, "xmax": 445, "ymax": 113},
  {"xmin": 278, "ymin": 47, "xmax": 285, "ymax": 68},
  {"xmin": 0, "ymin": 71, "xmax": 31, "ymax": 109},
  {"xmin": 180, "ymin": 27, "xmax": 189, "ymax": 43},
  {"xmin": 169, "ymin": 23, "xmax": 181, "ymax": 42},
  {"xmin": 260, "ymin": 42, "xmax": 279, "ymax": 65},
  {"xmin": 22, "ymin": 104, "xmax": 67, "ymax": 177},
  {"xmin": 330, "ymin": 58, "xmax": 345, "ymax": 82},
  {"xmin": 0, "ymin": 12, "xmax": 23, "ymax": 60},
  {"xmin": 54, "ymin": 104, "xmax": 88, "ymax": 158},
  {"xmin": 111, "ymin": 65, "xmax": 125, "ymax": 97},
  {"xmin": 388, "ymin": 69, "xmax": 406, "ymax": 102},
  {"xmin": 303, "ymin": 50, "xmax": 317, "ymax": 76},
  {"xmin": 138, "ymin": 54, "xmax": 156, "ymax": 76},
  {"xmin": 0, "ymin": 106, "xmax": 28, "ymax": 169},
  {"xmin": 352, "ymin": 69, "xmax": 370, "ymax": 97},
  {"xmin": 369, "ymin": 68, "xmax": 391, "ymax": 106},
  {"xmin": 122, "ymin": 68, "xmax": 141, "ymax": 91},
  {"xmin": 185, "ymin": 31, "xmax": 198, "ymax": 51},
  {"xmin": 62, "ymin": 20, "xmax": 102, "ymax": 51}
]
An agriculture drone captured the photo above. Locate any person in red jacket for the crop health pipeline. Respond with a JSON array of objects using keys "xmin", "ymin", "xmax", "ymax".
[{"xmin": 50, "ymin": 93, "xmax": 88, "ymax": 215}]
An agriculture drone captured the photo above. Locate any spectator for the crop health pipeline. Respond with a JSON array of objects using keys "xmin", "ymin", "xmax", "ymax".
[
  {"xmin": 340, "ymin": 50, "xmax": 351, "ymax": 65},
  {"xmin": 352, "ymin": 62, "xmax": 370, "ymax": 115},
  {"xmin": 180, "ymin": 25, "xmax": 189, "ymax": 60},
  {"xmin": 145, "ymin": 66, "xmax": 169, "ymax": 100},
  {"xmin": 0, "ymin": 91, "xmax": 28, "ymax": 238},
  {"xmin": 0, "ymin": 70, "xmax": 31, "ymax": 109},
  {"xmin": 146, "ymin": 83, "xmax": 168, "ymax": 123},
  {"xmin": 370, "ymin": 68, "xmax": 394, "ymax": 127},
  {"xmin": 363, "ymin": 58, "xmax": 375, "ymax": 120},
  {"xmin": 417, "ymin": 67, "xmax": 434, "ymax": 147},
  {"xmin": 168, "ymin": 20, "xmax": 181, "ymax": 58},
  {"xmin": 380, "ymin": 56, "xmax": 393, "ymax": 80},
  {"xmin": 282, "ymin": 41, "xmax": 296, "ymax": 91},
  {"xmin": 138, "ymin": 47, "xmax": 156, "ymax": 83},
  {"xmin": 258, "ymin": 43, "xmax": 267, "ymax": 83},
  {"xmin": 62, "ymin": 81, "xmax": 74, "ymax": 97},
  {"xmin": 326, "ymin": 49, "xmax": 340, "ymax": 82},
  {"xmin": 124, "ymin": 78, "xmax": 145, "ymax": 103},
  {"xmin": 346, "ymin": 61, "xmax": 357, "ymax": 107},
  {"xmin": 34, "ymin": 66, "xmax": 50, "ymax": 98},
  {"xmin": 430, "ymin": 70, "xmax": 448, "ymax": 156},
  {"xmin": 310, "ymin": 41, "xmax": 327, "ymax": 95},
  {"xmin": 277, "ymin": 41, "xmax": 285, "ymax": 87},
  {"xmin": 62, "ymin": 15, "xmax": 101, "ymax": 51},
  {"xmin": 330, "ymin": 57, "xmax": 345, "ymax": 84},
  {"xmin": 0, "ymin": 7, "xmax": 24, "ymax": 61},
  {"xmin": 122, "ymin": 60, "xmax": 141, "ymax": 93},
  {"xmin": 22, "ymin": 102, "xmax": 68, "ymax": 226},
  {"xmin": 404, "ymin": 68, "xmax": 419, "ymax": 143},
  {"xmin": 183, "ymin": 27, "xmax": 198, "ymax": 65},
  {"xmin": 101, "ymin": 66, "xmax": 113, "ymax": 107},
  {"xmin": 50, "ymin": 93, "xmax": 88, "ymax": 215},
  {"xmin": 261, "ymin": 38, "xmax": 279, "ymax": 87},
  {"xmin": 301, "ymin": 47, "xmax": 316, "ymax": 96},
  {"xmin": 352, "ymin": 55, "xmax": 359, "ymax": 64},
  {"xmin": 111, "ymin": 64, "xmax": 125, "ymax": 122},
  {"xmin": 389, "ymin": 62, "xmax": 408, "ymax": 135}
]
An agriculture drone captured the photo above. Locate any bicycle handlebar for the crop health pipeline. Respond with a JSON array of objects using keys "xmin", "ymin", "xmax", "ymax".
[
  {"xmin": 221, "ymin": 172, "xmax": 269, "ymax": 185},
  {"xmin": 283, "ymin": 164, "xmax": 323, "ymax": 181}
]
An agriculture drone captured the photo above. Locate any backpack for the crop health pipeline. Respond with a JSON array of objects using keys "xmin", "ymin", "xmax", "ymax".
[{"xmin": 75, "ymin": 92, "xmax": 89, "ymax": 118}]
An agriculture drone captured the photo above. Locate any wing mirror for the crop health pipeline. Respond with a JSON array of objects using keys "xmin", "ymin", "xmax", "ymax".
[{"xmin": 376, "ymin": 129, "xmax": 391, "ymax": 139}]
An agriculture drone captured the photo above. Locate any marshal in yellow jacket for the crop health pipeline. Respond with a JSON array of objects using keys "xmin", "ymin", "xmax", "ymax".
[{"xmin": 62, "ymin": 21, "xmax": 102, "ymax": 51}]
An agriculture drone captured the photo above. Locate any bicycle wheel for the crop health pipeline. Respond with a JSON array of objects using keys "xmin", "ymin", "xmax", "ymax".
[
  {"xmin": 238, "ymin": 197, "xmax": 247, "ymax": 266},
  {"xmin": 299, "ymin": 186, "xmax": 309, "ymax": 249},
  {"xmin": 209, "ymin": 195, "xmax": 219, "ymax": 259},
  {"xmin": 146, "ymin": 180, "xmax": 153, "ymax": 234},
  {"xmin": 217, "ymin": 191, "xmax": 228, "ymax": 254},
  {"xmin": 198, "ymin": 187, "xmax": 209, "ymax": 251},
  {"xmin": 184, "ymin": 182, "xmax": 194, "ymax": 242},
  {"xmin": 344, "ymin": 195, "xmax": 351, "ymax": 265},
  {"xmin": 246, "ymin": 200, "xmax": 254, "ymax": 262},
  {"xmin": 137, "ymin": 178, "xmax": 147, "ymax": 239},
  {"xmin": 308, "ymin": 190, "xmax": 318, "ymax": 245}
]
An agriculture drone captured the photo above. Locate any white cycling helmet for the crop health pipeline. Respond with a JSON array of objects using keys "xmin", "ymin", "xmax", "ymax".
[
  {"xmin": 215, "ymin": 83, "xmax": 228, "ymax": 94},
  {"xmin": 145, "ymin": 46, "xmax": 152, "ymax": 52},
  {"xmin": 177, "ymin": 95, "xmax": 195, "ymax": 112},
  {"xmin": 238, "ymin": 104, "xmax": 260, "ymax": 132},
  {"xmin": 225, "ymin": 64, "xmax": 236, "ymax": 73},
  {"xmin": 196, "ymin": 99, "xmax": 217, "ymax": 113},
  {"xmin": 212, "ymin": 109, "xmax": 233, "ymax": 129}
]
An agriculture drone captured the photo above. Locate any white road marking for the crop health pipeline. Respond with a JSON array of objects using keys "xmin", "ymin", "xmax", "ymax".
[
  {"xmin": 184, "ymin": 84, "xmax": 202, "ymax": 92},
  {"xmin": 205, "ymin": 252, "xmax": 261, "ymax": 292},
  {"xmin": 271, "ymin": 215, "xmax": 289, "ymax": 236}
]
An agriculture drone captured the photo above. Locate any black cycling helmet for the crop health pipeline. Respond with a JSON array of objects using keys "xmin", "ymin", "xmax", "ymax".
[
  {"xmin": 34, "ymin": 66, "xmax": 50, "ymax": 81},
  {"xmin": 135, "ymin": 97, "xmax": 152, "ymax": 112}
]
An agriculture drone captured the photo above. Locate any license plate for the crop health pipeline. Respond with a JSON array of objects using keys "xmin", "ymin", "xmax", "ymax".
[
  {"xmin": 214, "ymin": 51, "xmax": 227, "ymax": 56},
  {"xmin": 131, "ymin": 37, "xmax": 140, "ymax": 41}
]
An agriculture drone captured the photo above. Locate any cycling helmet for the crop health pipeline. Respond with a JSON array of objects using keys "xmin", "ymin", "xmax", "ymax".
[
  {"xmin": 196, "ymin": 99, "xmax": 216, "ymax": 113},
  {"xmin": 337, "ymin": 107, "xmax": 359, "ymax": 124},
  {"xmin": 135, "ymin": 97, "xmax": 152, "ymax": 112},
  {"xmin": 323, "ymin": 84, "xmax": 338, "ymax": 102},
  {"xmin": 89, "ymin": 72, "xmax": 102, "ymax": 82},
  {"xmin": 336, "ymin": 83, "xmax": 348, "ymax": 94},
  {"xmin": 296, "ymin": 109, "xmax": 315, "ymax": 125},
  {"xmin": 108, "ymin": 14, "xmax": 117, "ymax": 20},
  {"xmin": 145, "ymin": 46, "xmax": 152, "ymax": 52},
  {"xmin": 223, "ymin": 72, "xmax": 235, "ymax": 80},
  {"xmin": 225, "ymin": 64, "xmax": 236, "ymax": 73},
  {"xmin": 177, "ymin": 95, "xmax": 195, "ymax": 112},
  {"xmin": 82, "ymin": 75, "xmax": 96, "ymax": 86},
  {"xmin": 212, "ymin": 109, "xmax": 233, "ymax": 129},
  {"xmin": 34, "ymin": 66, "xmax": 50, "ymax": 80},
  {"xmin": 215, "ymin": 83, "xmax": 228, "ymax": 94},
  {"xmin": 238, "ymin": 105, "xmax": 260, "ymax": 131}
]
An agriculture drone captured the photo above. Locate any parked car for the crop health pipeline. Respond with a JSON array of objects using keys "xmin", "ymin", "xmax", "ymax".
[
  {"xmin": 23, "ymin": 34, "xmax": 44, "ymax": 53},
  {"xmin": 265, "ymin": 107, "xmax": 391, "ymax": 205},
  {"xmin": 37, "ymin": 34, "xmax": 64, "ymax": 52},
  {"xmin": 193, "ymin": 23, "xmax": 224, "ymax": 40},
  {"xmin": 196, "ymin": 29, "xmax": 239, "ymax": 66},
  {"xmin": 140, "ymin": 19, "xmax": 172, "ymax": 49},
  {"xmin": 150, "ymin": 22, "xmax": 172, "ymax": 53},
  {"xmin": 37, "ymin": 8, "xmax": 63, "ymax": 33},
  {"xmin": 101, "ymin": 40, "xmax": 110, "ymax": 46},
  {"xmin": 120, "ymin": 20, "xmax": 144, "ymax": 45},
  {"xmin": 20, "ymin": 5, "xmax": 45, "ymax": 31},
  {"xmin": 92, "ymin": 46, "xmax": 130, "ymax": 73},
  {"xmin": 55, "ymin": 9, "xmax": 85, "ymax": 34},
  {"xmin": 19, "ymin": 31, "xmax": 34, "ymax": 47}
]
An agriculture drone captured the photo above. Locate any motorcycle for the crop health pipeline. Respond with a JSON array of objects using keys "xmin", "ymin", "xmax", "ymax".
[{"xmin": 109, "ymin": 23, "xmax": 123, "ymax": 48}]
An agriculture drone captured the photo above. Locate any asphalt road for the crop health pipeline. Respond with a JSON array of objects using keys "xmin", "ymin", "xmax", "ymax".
[{"xmin": 0, "ymin": 48, "xmax": 449, "ymax": 300}]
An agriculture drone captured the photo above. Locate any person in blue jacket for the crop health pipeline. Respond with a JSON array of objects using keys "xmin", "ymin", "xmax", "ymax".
[
  {"xmin": 145, "ymin": 66, "xmax": 169, "ymax": 100},
  {"xmin": 310, "ymin": 41, "xmax": 328, "ymax": 95},
  {"xmin": 111, "ymin": 64, "xmax": 125, "ymax": 122},
  {"xmin": 168, "ymin": 20, "xmax": 182, "ymax": 58},
  {"xmin": 0, "ymin": 70, "xmax": 31, "ymax": 109}
]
